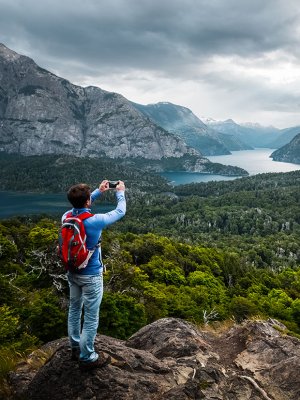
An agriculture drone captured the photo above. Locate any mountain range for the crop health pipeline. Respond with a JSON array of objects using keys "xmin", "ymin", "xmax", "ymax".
[
  {"xmin": 203, "ymin": 118, "xmax": 279, "ymax": 148},
  {"xmin": 131, "ymin": 102, "xmax": 251, "ymax": 156},
  {"xmin": 0, "ymin": 44, "xmax": 190, "ymax": 161},
  {"xmin": 268, "ymin": 126, "xmax": 300, "ymax": 149},
  {"xmin": 132, "ymin": 104, "xmax": 300, "ymax": 160},
  {"xmin": 0, "ymin": 43, "xmax": 247, "ymax": 176},
  {"xmin": 0, "ymin": 43, "xmax": 299, "ymax": 176}
]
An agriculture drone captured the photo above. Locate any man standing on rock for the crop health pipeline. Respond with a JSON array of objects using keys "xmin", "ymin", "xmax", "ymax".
[{"xmin": 62, "ymin": 180, "xmax": 126, "ymax": 370}]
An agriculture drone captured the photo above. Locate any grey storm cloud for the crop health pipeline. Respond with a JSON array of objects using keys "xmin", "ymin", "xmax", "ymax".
[
  {"xmin": 0, "ymin": 0, "xmax": 299, "ymax": 76},
  {"xmin": 1, "ymin": 0, "xmax": 300, "ymax": 127}
]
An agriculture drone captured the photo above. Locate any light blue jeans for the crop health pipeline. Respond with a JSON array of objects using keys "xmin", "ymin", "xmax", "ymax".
[{"xmin": 67, "ymin": 272, "xmax": 103, "ymax": 362}]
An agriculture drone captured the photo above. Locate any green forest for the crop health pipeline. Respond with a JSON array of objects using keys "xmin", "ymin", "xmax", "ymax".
[
  {"xmin": 0, "ymin": 153, "xmax": 170, "ymax": 194},
  {"xmin": 0, "ymin": 154, "xmax": 300, "ymax": 394}
]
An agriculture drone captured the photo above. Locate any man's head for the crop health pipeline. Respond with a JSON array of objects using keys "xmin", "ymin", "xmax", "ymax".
[{"xmin": 67, "ymin": 183, "xmax": 91, "ymax": 208}]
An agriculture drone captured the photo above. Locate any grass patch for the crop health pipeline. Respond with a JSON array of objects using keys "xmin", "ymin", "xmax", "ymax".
[{"xmin": 0, "ymin": 347, "xmax": 25, "ymax": 398}]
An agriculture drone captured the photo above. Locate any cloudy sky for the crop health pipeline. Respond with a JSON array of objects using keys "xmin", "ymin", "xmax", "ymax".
[{"xmin": 1, "ymin": 0, "xmax": 300, "ymax": 128}]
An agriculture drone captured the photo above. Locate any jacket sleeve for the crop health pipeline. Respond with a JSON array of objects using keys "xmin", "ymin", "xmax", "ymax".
[
  {"xmin": 91, "ymin": 188, "xmax": 102, "ymax": 203},
  {"xmin": 93, "ymin": 191, "xmax": 126, "ymax": 227}
]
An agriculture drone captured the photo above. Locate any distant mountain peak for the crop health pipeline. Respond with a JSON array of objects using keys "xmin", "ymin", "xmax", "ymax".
[
  {"xmin": 241, "ymin": 121, "xmax": 278, "ymax": 130},
  {"xmin": 199, "ymin": 116, "xmax": 218, "ymax": 124},
  {"xmin": 149, "ymin": 101, "xmax": 192, "ymax": 114},
  {"xmin": 0, "ymin": 43, "xmax": 22, "ymax": 61},
  {"xmin": 0, "ymin": 43, "xmax": 9, "ymax": 50},
  {"xmin": 157, "ymin": 101, "xmax": 173, "ymax": 105},
  {"xmin": 204, "ymin": 117, "xmax": 237, "ymax": 125}
]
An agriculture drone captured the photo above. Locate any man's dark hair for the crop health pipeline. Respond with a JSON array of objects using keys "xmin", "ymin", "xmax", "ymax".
[{"xmin": 67, "ymin": 183, "xmax": 91, "ymax": 208}]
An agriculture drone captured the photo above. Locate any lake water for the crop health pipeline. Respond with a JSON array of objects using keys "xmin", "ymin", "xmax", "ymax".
[
  {"xmin": 1, "ymin": 149, "xmax": 300, "ymax": 218},
  {"xmin": 208, "ymin": 148, "xmax": 300, "ymax": 175},
  {"xmin": 0, "ymin": 191, "xmax": 114, "ymax": 219},
  {"xmin": 161, "ymin": 148, "xmax": 300, "ymax": 186}
]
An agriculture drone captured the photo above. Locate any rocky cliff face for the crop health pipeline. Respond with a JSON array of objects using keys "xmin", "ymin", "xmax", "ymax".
[
  {"xmin": 0, "ymin": 44, "xmax": 249, "ymax": 176},
  {"xmin": 271, "ymin": 133, "xmax": 300, "ymax": 164},
  {"xmin": 9, "ymin": 318, "xmax": 300, "ymax": 400},
  {"xmin": 0, "ymin": 44, "xmax": 196, "ymax": 160}
]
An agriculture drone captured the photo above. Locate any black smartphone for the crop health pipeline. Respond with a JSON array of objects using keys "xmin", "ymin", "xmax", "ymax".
[{"xmin": 108, "ymin": 181, "xmax": 119, "ymax": 188}]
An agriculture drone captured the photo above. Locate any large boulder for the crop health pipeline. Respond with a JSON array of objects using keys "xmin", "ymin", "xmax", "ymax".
[{"xmin": 9, "ymin": 318, "xmax": 300, "ymax": 399}]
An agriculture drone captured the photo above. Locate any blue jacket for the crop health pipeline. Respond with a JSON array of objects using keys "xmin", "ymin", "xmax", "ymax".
[{"xmin": 62, "ymin": 188, "xmax": 126, "ymax": 275}]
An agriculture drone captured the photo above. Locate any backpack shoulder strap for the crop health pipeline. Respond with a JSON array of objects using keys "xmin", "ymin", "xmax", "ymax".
[
  {"xmin": 63, "ymin": 211, "xmax": 73, "ymax": 220},
  {"xmin": 76, "ymin": 211, "xmax": 94, "ymax": 221},
  {"xmin": 63, "ymin": 211, "xmax": 94, "ymax": 223},
  {"xmin": 77, "ymin": 212, "xmax": 101, "ymax": 247}
]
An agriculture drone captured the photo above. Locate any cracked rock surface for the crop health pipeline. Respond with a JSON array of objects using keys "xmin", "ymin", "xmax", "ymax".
[{"xmin": 9, "ymin": 318, "xmax": 300, "ymax": 400}]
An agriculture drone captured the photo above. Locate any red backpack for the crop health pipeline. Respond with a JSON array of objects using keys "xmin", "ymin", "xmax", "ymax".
[{"xmin": 58, "ymin": 211, "xmax": 95, "ymax": 272}]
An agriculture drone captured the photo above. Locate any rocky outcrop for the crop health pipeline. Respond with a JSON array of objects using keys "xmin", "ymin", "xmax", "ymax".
[
  {"xmin": 9, "ymin": 318, "xmax": 300, "ymax": 399},
  {"xmin": 271, "ymin": 133, "xmax": 300, "ymax": 164}
]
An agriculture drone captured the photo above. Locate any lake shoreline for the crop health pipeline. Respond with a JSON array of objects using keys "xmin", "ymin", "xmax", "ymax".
[
  {"xmin": 160, "ymin": 148, "xmax": 300, "ymax": 186},
  {"xmin": 1, "ymin": 149, "xmax": 300, "ymax": 217}
]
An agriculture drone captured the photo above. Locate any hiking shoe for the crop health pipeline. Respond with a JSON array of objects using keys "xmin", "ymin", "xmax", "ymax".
[
  {"xmin": 79, "ymin": 352, "xmax": 111, "ymax": 371},
  {"xmin": 71, "ymin": 347, "xmax": 80, "ymax": 361}
]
